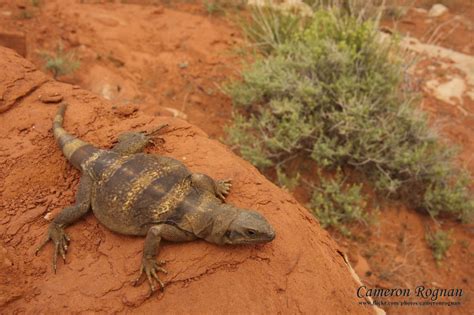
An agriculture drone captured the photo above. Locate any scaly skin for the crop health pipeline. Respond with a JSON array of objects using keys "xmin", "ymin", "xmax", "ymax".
[{"xmin": 36, "ymin": 103, "xmax": 276, "ymax": 294}]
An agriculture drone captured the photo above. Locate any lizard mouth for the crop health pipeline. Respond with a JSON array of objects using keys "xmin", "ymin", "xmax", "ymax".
[
  {"xmin": 226, "ymin": 230, "xmax": 275, "ymax": 244},
  {"xmin": 264, "ymin": 231, "xmax": 276, "ymax": 242}
]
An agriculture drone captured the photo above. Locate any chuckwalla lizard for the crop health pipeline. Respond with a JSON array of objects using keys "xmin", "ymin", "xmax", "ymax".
[{"xmin": 36, "ymin": 103, "xmax": 275, "ymax": 293}]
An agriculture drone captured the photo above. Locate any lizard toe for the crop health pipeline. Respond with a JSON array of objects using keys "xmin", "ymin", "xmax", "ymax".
[
  {"xmin": 153, "ymin": 261, "xmax": 168, "ymax": 274},
  {"xmin": 216, "ymin": 179, "xmax": 233, "ymax": 201},
  {"xmin": 135, "ymin": 258, "xmax": 168, "ymax": 294},
  {"xmin": 150, "ymin": 269, "xmax": 165, "ymax": 291},
  {"xmin": 36, "ymin": 223, "xmax": 70, "ymax": 273},
  {"xmin": 132, "ymin": 265, "xmax": 145, "ymax": 287},
  {"xmin": 36, "ymin": 235, "xmax": 51, "ymax": 255}
]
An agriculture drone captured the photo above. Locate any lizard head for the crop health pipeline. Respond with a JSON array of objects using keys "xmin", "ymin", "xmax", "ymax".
[{"xmin": 223, "ymin": 210, "xmax": 275, "ymax": 245}]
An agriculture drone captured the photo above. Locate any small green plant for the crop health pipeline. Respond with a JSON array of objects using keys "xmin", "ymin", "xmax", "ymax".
[
  {"xmin": 204, "ymin": 0, "xmax": 223, "ymax": 15},
  {"xmin": 31, "ymin": 0, "xmax": 41, "ymax": 7},
  {"xmin": 310, "ymin": 170, "xmax": 372, "ymax": 236},
  {"xmin": 423, "ymin": 171, "xmax": 474, "ymax": 223},
  {"xmin": 40, "ymin": 43, "xmax": 80, "ymax": 79},
  {"xmin": 426, "ymin": 229, "xmax": 453, "ymax": 265}
]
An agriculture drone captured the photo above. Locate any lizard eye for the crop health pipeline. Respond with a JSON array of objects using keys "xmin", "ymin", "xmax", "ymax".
[
  {"xmin": 225, "ymin": 230, "xmax": 232, "ymax": 238},
  {"xmin": 246, "ymin": 229, "xmax": 256, "ymax": 237}
]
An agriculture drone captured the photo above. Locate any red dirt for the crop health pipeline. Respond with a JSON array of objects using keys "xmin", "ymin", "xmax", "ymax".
[{"xmin": 0, "ymin": 46, "xmax": 372, "ymax": 313}]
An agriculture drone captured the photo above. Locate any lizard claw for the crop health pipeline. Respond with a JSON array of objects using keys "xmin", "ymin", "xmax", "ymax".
[
  {"xmin": 133, "ymin": 259, "xmax": 167, "ymax": 293},
  {"xmin": 142, "ymin": 124, "xmax": 168, "ymax": 148},
  {"xmin": 216, "ymin": 179, "xmax": 232, "ymax": 201},
  {"xmin": 146, "ymin": 124, "xmax": 169, "ymax": 137},
  {"xmin": 36, "ymin": 223, "xmax": 70, "ymax": 273}
]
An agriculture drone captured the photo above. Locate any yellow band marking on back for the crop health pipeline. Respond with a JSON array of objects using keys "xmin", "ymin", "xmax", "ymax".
[
  {"xmin": 149, "ymin": 177, "xmax": 192, "ymax": 220},
  {"xmin": 63, "ymin": 139, "xmax": 88, "ymax": 159},
  {"xmin": 122, "ymin": 169, "xmax": 165, "ymax": 214},
  {"xmin": 99, "ymin": 155, "xmax": 133, "ymax": 184},
  {"xmin": 81, "ymin": 150, "xmax": 105, "ymax": 171}
]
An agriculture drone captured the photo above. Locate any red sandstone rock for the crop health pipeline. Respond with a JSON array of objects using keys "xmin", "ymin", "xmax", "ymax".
[{"xmin": 0, "ymin": 31, "xmax": 27, "ymax": 57}]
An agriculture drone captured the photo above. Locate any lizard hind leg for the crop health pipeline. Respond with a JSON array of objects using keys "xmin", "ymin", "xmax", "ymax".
[{"xmin": 36, "ymin": 175, "xmax": 93, "ymax": 273}]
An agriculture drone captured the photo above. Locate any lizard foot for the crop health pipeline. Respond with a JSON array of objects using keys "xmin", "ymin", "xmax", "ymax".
[
  {"xmin": 216, "ymin": 179, "xmax": 232, "ymax": 201},
  {"xmin": 133, "ymin": 258, "xmax": 168, "ymax": 293},
  {"xmin": 35, "ymin": 223, "xmax": 70, "ymax": 273}
]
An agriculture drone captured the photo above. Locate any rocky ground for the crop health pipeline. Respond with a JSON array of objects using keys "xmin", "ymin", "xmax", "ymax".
[{"xmin": 0, "ymin": 0, "xmax": 472, "ymax": 313}]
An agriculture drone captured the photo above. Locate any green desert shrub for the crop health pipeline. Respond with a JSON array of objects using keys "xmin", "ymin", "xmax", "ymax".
[
  {"xmin": 310, "ymin": 170, "xmax": 373, "ymax": 236},
  {"xmin": 426, "ymin": 229, "xmax": 453, "ymax": 264},
  {"xmin": 226, "ymin": 8, "xmax": 473, "ymax": 227},
  {"xmin": 276, "ymin": 166, "xmax": 300, "ymax": 191}
]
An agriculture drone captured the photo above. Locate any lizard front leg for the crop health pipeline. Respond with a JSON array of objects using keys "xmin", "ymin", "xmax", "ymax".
[
  {"xmin": 36, "ymin": 175, "xmax": 93, "ymax": 272},
  {"xmin": 190, "ymin": 173, "xmax": 232, "ymax": 201},
  {"xmin": 134, "ymin": 224, "xmax": 196, "ymax": 293}
]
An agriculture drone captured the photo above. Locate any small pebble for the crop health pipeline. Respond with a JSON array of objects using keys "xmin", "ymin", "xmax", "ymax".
[
  {"xmin": 39, "ymin": 92, "xmax": 63, "ymax": 104},
  {"xmin": 428, "ymin": 4, "xmax": 448, "ymax": 18},
  {"xmin": 114, "ymin": 104, "xmax": 138, "ymax": 117}
]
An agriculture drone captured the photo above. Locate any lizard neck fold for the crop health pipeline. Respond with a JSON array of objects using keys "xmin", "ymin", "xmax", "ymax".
[{"xmin": 190, "ymin": 202, "xmax": 239, "ymax": 245}]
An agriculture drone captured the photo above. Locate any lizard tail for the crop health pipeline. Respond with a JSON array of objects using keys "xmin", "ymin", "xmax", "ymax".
[{"xmin": 53, "ymin": 103, "xmax": 100, "ymax": 170}]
